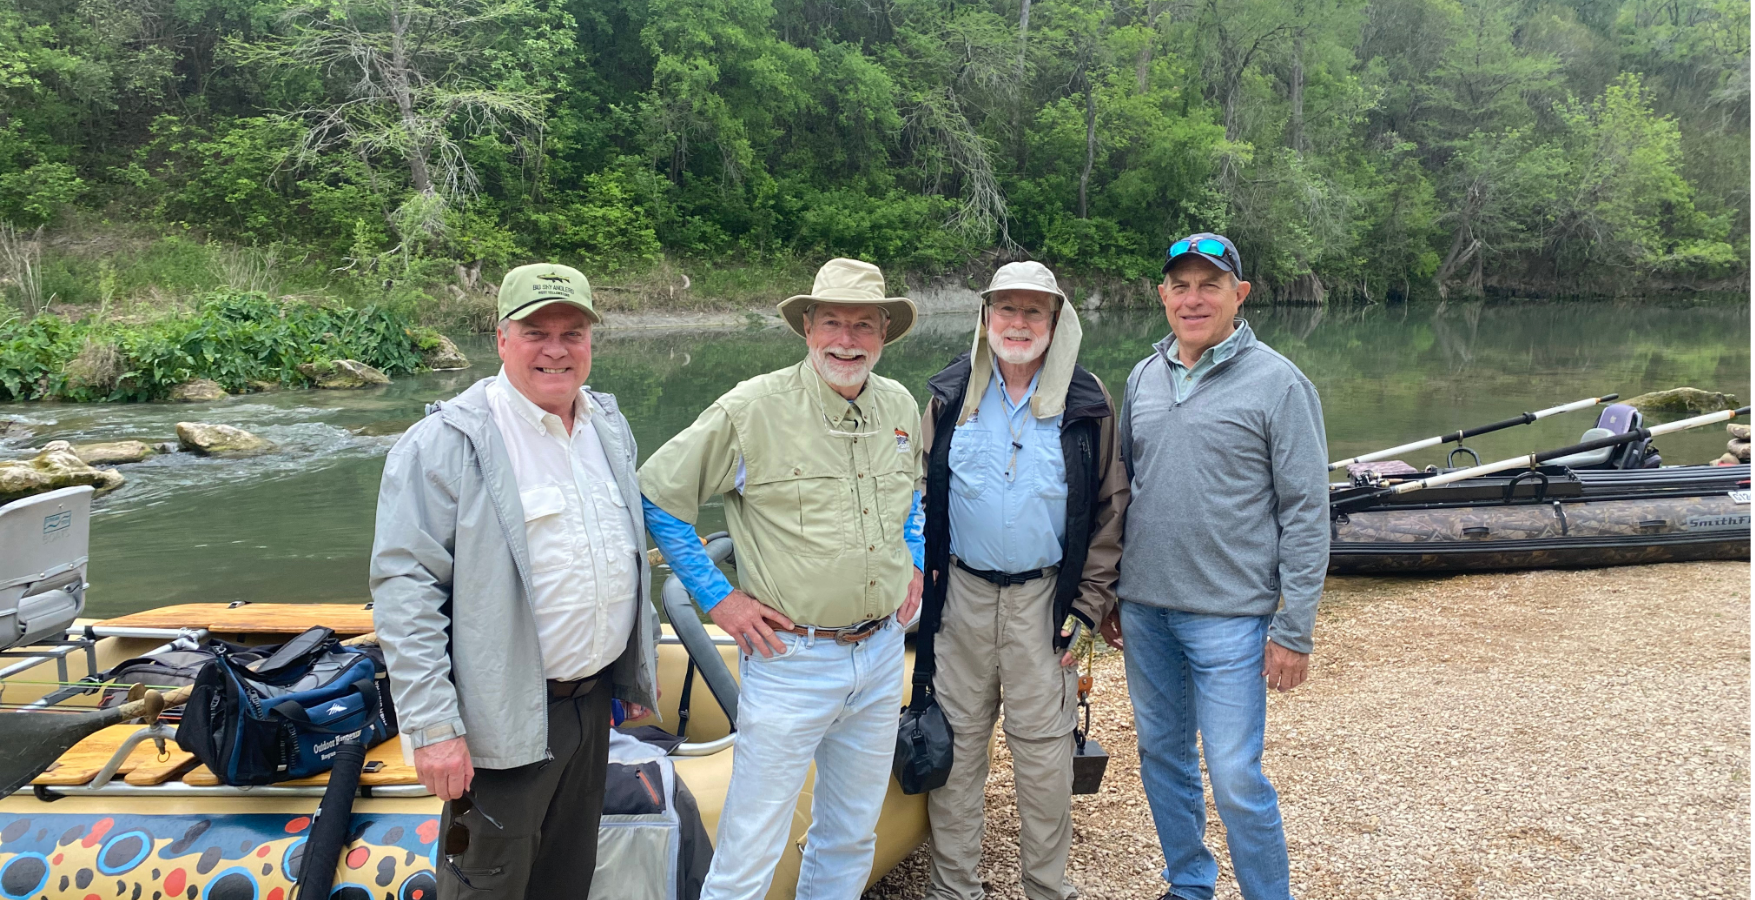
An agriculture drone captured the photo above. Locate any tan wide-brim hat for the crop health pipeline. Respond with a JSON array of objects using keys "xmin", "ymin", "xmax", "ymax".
[{"xmin": 778, "ymin": 258, "xmax": 917, "ymax": 345}]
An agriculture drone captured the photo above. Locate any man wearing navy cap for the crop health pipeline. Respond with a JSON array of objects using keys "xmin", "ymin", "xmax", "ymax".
[{"xmin": 1104, "ymin": 233, "xmax": 1329, "ymax": 900}]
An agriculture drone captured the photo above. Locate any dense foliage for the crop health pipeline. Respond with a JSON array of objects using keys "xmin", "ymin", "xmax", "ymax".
[
  {"xmin": 0, "ymin": 292, "xmax": 432, "ymax": 401},
  {"xmin": 0, "ymin": 0, "xmax": 1745, "ymax": 301}
]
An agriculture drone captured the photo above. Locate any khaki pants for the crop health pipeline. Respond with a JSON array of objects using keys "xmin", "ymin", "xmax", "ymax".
[{"xmin": 926, "ymin": 563, "xmax": 1080, "ymax": 900}]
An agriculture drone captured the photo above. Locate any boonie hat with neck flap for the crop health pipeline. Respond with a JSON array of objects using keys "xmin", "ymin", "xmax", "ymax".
[
  {"xmin": 498, "ymin": 263, "xmax": 601, "ymax": 323},
  {"xmin": 778, "ymin": 258, "xmax": 917, "ymax": 345}
]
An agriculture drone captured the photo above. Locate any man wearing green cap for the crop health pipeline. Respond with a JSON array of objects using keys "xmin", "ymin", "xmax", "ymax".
[{"xmin": 372, "ymin": 263, "xmax": 660, "ymax": 899}]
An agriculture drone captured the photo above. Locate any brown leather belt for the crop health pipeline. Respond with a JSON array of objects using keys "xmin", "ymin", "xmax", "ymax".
[
  {"xmin": 546, "ymin": 676, "xmax": 599, "ymax": 700},
  {"xmin": 778, "ymin": 618, "xmax": 889, "ymax": 644}
]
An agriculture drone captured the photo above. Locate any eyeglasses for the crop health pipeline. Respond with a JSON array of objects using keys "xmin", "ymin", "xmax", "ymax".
[
  {"xmin": 445, "ymin": 790, "xmax": 504, "ymax": 856},
  {"xmin": 988, "ymin": 302, "xmax": 1053, "ymax": 324},
  {"xmin": 1166, "ymin": 238, "xmax": 1237, "ymax": 270}
]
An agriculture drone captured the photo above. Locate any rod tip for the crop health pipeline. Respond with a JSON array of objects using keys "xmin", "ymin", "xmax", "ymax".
[{"xmin": 1601, "ymin": 393, "xmax": 1619, "ymax": 402}]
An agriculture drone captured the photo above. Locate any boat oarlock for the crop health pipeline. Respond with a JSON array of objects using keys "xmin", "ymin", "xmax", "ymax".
[
  {"xmin": 1329, "ymin": 393, "xmax": 1620, "ymax": 471},
  {"xmin": 1389, "ymin": 406, "xmax": 1751, "ymax": 496}
]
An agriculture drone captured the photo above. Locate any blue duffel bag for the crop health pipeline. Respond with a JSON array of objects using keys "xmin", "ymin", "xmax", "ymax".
[{"xmin": 176, "ymin": 626, "xmax": 397, "ymax": 785}]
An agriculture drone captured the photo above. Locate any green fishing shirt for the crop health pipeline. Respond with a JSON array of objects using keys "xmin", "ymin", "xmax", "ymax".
[{"xmin": 638, "ymin": 360, "xmax": 924, "ymax": 626}]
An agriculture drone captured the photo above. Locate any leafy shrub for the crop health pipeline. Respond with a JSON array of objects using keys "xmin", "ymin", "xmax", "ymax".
[
  {"xmin": 0, "ymin": 163, "xmax": 83, "ymax": 228},
  {"xmin": 0, "ymin": 290, "xmax": 431, "ymax": 402}
]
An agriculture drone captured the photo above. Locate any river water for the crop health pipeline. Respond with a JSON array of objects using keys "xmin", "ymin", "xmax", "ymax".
[{"xmin": 0, "ymin": 301, "xmax": 1746, "ymax": 617}]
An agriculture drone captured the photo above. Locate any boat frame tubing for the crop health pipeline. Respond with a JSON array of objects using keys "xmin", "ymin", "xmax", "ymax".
[
  {"xmin": 1390, "ymin": 407, "xmax": 1749, "ymax": 495},
  {"xmin": 1329, "ymin": 394, "xmax": 1618, "ymax": 470}
]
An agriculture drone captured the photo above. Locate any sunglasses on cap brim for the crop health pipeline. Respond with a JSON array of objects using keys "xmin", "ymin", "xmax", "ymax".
[{"xmin": 1166, "ymin": 238, "xmax": 1237, "ymax": 270}]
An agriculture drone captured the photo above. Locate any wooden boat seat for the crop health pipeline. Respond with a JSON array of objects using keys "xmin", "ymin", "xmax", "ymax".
[
  {"xmin": 96, "ymin": 602, "xmax": 376, "ymax": 636},
  {"xmin": 183, "ymin": 736, "xmax": 419, "ymax": 786},
  {"xmin": 33, "ymin": 725, "xmax": 194, "ymax": 786}
]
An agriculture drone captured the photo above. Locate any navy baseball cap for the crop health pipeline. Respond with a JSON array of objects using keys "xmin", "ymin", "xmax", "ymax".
[{"xmin": 1163, "ymin": 232, "xmax": 1242, "ymax": 276}]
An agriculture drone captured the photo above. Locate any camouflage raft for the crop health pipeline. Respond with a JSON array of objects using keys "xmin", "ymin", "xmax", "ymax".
[{"xmin": 1327, "ymin": 464, "xmax": 1751, "ymax": 574}]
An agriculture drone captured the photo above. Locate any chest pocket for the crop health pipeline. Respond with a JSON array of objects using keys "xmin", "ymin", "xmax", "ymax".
[
  {"xmin": 741, "ymin": 467, "xmax": 849, "ymax": 558},
  {"xmin": 1032, "ymin": 427, "xmax": 1068, "ymax": 500},
  {"xmin": 948, "ymin": 427, "xmax": 991, "ymax": 499},
  {"xmin": 520, "ymin": 484, "xmax": 573, "ymax": 574}
]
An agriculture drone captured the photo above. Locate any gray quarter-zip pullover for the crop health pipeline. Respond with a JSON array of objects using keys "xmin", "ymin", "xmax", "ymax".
[{"xmin": 1117, "ymin": 321, "xmax": 1329, "ymax": 653}]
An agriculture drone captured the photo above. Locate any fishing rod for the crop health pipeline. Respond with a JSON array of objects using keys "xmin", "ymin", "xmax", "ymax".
[
  {"xmin": 1387, "ymin": 406, "xmax": 1749, "ymax": 496},
  {"xmin": 1329, "ymin": 393, "xmax": 1620, "ymax": 471}
]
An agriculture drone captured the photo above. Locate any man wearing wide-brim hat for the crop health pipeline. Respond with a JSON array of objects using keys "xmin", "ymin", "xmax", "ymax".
[
  {"xmin": 916, "ymin": 261, "xmax": 1129, "ymax": 900},
  {"xmin": 639, "ymin": 258, "xmax": 926, "ymax": 899}
]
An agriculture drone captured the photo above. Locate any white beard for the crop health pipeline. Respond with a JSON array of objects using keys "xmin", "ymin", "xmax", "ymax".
[
  {"xmin": 988, "ymin": 327, "xmax": 1049, "ymax": 365},
  {"xmin": 810, "ymin": 344, "xmax": 880, "ymax": 389}
]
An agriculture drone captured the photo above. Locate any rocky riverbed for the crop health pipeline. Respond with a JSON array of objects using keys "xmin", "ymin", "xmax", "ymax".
[{"xmin": 865, "ymin": 561, "xmax": 1751, "ymax": 900}]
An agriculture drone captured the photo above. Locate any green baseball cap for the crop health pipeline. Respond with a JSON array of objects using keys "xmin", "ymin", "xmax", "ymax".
[{"xmin": 497, "ymin": 263, "xmax": 600, "ymax": 323}]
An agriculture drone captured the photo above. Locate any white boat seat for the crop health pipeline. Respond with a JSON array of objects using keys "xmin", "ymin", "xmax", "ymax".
[
  {"xmin": 1549, "ymin": 427, "xmax": 1617, "ymax": 469},
  {"xmin": 0, "ymin": 485, "xmax": 92, "ymax": 651}
]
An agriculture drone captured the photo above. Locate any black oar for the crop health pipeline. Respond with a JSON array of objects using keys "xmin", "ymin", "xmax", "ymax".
[
  {"xmin": 292, "ymin": 739, "xmax": 368, "ymax": 900},
  {"xmin": 1329, "ymin": 394, "xmax": 1619, "ymax": 471},
  {"xmin": 0, "ymin": 684, "xmax": 191, "ymax": 797},
  {"xmin": 1387, "ymin": 406, "xmax": 1749, "ymax": 496}
]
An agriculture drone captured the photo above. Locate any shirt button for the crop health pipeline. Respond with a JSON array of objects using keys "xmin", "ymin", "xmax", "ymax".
[
  {"xmin": 858, "ymin": 473, "xmax": 864, "ymax": 479},
  {"xmin": 870, "ymin": 580, "xmax": 876, "ymax": 586},
  {"xmin": 868, "ymin": 545, "xmax": 875, "ymax": 551},
  {"xmin": 863, "ymin": 508, "xmax": 869, "ymax": 514}
]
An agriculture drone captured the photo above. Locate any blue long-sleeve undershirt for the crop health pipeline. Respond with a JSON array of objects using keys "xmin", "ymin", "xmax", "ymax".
[{"xmin": 643, "ymin": 493, "xmax": 925, "ymax": 613}]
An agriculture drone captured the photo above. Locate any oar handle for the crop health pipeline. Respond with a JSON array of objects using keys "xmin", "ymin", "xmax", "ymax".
[{"xmin": 105, "ymin": 631, "xmax": 379, "ymax": 721}]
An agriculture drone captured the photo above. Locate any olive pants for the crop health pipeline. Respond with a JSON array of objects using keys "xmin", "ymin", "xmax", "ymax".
[
  {"xmin": 438, "ymin": 675, "xmax": 614, "ymax": 900},
  {"xmin": 926, "ymin": 563, "xmax": 1080, "ymax": 900}
]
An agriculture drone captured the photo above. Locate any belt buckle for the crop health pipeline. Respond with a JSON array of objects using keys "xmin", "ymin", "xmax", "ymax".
[{"xmin": 836, "ymin": 619, "xmax": 880, "ymax": 644}]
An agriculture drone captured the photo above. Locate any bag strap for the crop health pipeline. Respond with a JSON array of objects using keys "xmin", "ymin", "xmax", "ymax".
[{"xmin": 269, "ymin": 678, "xmax": 380, "ymax": 734}]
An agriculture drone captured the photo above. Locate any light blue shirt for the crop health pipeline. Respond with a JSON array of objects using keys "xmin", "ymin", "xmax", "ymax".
[
  {"xmin": 947, "ymin": 361, "xmax": 1067, "ymax": 573},
  {"xmin": 1164, "ymin": 321, "xmax": 1248, "ymax": 402}
]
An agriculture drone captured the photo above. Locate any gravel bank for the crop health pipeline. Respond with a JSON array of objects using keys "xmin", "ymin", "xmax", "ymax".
[{"xmin": 865, "ymin": 561, "xmax": 1751, "ymax": 900}]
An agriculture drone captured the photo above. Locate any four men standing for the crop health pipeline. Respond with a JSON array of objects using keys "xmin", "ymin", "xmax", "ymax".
[{"xmin": 373, "ymin": 236, "xmax": 1327, "ymax": 900}]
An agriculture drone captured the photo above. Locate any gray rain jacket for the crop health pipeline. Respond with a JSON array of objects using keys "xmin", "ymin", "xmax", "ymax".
[{"xmin": 370, "ymin": 377, "xmax": 659, "ymax": 769}]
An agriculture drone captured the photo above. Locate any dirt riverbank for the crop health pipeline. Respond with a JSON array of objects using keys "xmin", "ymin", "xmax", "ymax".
[{"xmin": 865, "ymin": 560, "xmax": 1752, "ymax": 900}]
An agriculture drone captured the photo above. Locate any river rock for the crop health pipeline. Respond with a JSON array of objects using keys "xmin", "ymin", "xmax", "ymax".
[
  {"xmin": 0, "ymin": 441, "xmax": 125, "ymax": 503},
  {"xmin": 298, "ymin": 359, "xmax": 391, "ymax": 389},
  {"xmin": 1624, "ymin": 387, "xmax": 1739, "ymax": 415},
  {"xmin": 1716, "ymin": 452, "xmax": 1741, "ymax": 466},
  {"xmin": 1729, "ymin": 439, "xmax": 1750, "ymax": 462},
  {"xmin": 0, "ymin": 418, "xmax": 32, "ymax": 441},
  {"xmin": 73, "ymin": 440, "xmax": 157, "ymax": 466},
  {"xmin": 423, "ymin": 335, "xmax": 470, "ymax": 370},
  {"xmin": 168, "ymin": 379, "xmax": 229, "ymax": 402},
  {"xmin": 1728, "ymin": 423, "xmax": 1750, "ymax": 441},
  {"xmin": 176, "ymin": 422, "xmax": 274, "ymax": 457}
]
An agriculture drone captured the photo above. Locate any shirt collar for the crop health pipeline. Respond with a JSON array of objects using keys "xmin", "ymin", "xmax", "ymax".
[
  {"xmin": 988, "ymin": 357, "xmax": 1042, "ymax": 416},
  {"xmin": 1166, "ymin": 318, "xmax": 1248, "ymax": 371},
  {"xmin": 492, "ymin": 366, "xmax": 591, "ymax": 435},
  {"xmin": 801, "ymin": 359, "xmax": 868, "ymax": 425}
]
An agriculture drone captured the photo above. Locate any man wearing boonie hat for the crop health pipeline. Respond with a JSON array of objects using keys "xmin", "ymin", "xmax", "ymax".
[
  {"xmin": 1105, "ymin": 233, "xmax": 1328, "ymax": 900},
  {"xmin": 915, "ymin": 260, "xmax": 1129, "ymax": 900},
  {"xmin": 372, "ymin": 262, "xmax": 660, "ymax": 899},
  {"xmin": 639, "ymin": 258, "xmax": 926, "ymax": 899}
]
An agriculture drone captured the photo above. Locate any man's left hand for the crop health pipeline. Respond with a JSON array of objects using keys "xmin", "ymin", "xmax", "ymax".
[
  {"xmin": 896, "ymin": 567, "xmax": 925, "ymax": 625},
  {"xmin": 1263, "ymin": 640, "xmax": 1309, "ymax": 692}
]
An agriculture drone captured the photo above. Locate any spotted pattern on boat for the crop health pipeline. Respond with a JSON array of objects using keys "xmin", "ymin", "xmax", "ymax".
[{"xmin": 0, "ymin": 813, "xmax": 438, "ymax": 900}]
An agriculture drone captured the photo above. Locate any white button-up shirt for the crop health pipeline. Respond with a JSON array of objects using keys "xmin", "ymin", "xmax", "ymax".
[{"xmin": 486, "ymin": 370, "xmax": 640, "ymax": 682}]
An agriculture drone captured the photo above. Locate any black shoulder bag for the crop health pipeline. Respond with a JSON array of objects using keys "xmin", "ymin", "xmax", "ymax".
[{"xmin": 893, "ymin": 626, "xmax": 953, "ymax": 794}]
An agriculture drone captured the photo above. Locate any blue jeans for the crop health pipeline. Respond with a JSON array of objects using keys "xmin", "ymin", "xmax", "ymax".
[
  {"xmin": 700, "ymin": 620, "xmax": 905, "ymax": 900},
  {"xmin": 1119, "ymin": 602, "xmax": 1292, "ymax": 900}
]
